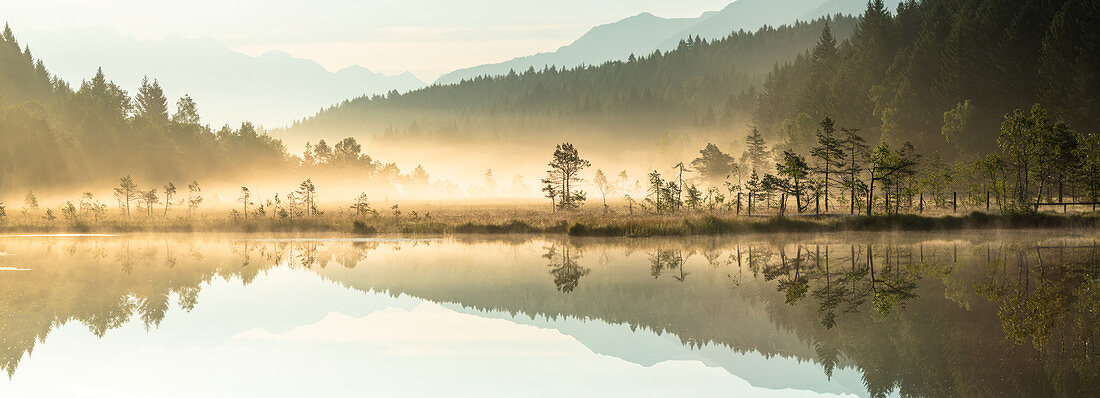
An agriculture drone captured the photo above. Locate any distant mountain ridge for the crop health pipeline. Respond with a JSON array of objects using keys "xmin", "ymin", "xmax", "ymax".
[
  {"xmin": 435, "ymin": 0, "xmax": 876, "ymax": 85},
  {"xmin": 18, "ymin": 26, "xmax": 425, "ymax": 128},
  {"xmin": 433, "ymin": 12, "xmax": 698, "ymax": 85}
]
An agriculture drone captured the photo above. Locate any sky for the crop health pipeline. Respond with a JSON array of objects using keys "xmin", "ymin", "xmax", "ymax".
[{"xmin": 0, "ymin": 0, "xmax": 733, "ymax": 81}]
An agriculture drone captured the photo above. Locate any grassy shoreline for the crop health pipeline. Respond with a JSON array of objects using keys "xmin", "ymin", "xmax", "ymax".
[{"xmin": 1, "ymin": 211, "xmax": 1096, "ymax": 237}]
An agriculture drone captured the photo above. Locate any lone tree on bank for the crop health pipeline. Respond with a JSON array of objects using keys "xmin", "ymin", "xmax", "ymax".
[
  {"xmin": 186, "ymin": 180, "xmax": 203, "ymax": 219},
  {"xmin": 238, "ymin": 187, "xmax": 252, "ymax": 218},
  {"xmin": 22, "ymin": 191, "xmax": 38, "ymax": 215},
  {"xmin": 163, "ymin": 182, "xmax": 176, "ymax": 218},
  {"xmin": 541, "ymin": 171, "xmax": 560, "ymax": 212},
  {"xmin": 115, "ymin": 176, "xmax": 138, "ymax": 218},
  {"xmin": 594, "ymin": 169, "xmax": 612, "ymax": 211},
  {"xmin": 547, "ymin": 142, "xmax": 591, "ymax": 211}
]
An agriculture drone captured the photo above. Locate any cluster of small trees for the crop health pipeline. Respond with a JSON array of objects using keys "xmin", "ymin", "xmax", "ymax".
[
  {"xmin": 233, "ymin": 179, "xmax": 321, "ymax": 220},
  {"xmin": 539, "ymin": 104, "xmax": 1097, "ymax": 217},
  {"xmin": 706, "ymin": 106, "xmax": 1097, "ymax": 215},
  {"xmin": 989, "ymin": 105, "xmax": 1100, "ymax": 211},
  {"xmin": 0, "ymin": 174, "xmax": 437, "ymax": 227},
  {"xmin": 109, "ymin": 176, "xmax": 204, "ymax": 219},
  {"xmin": 0, "ymin": 177, "xmax": 203, "ymax": 225}
]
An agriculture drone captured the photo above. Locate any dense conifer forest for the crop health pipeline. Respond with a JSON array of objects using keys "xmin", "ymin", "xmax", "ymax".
[
  {"xmin": 288, "ymin": 0, "xmax": 1098, "ymax": 159},
  {"xmin": 286, "ymin": 16, "xmax": 859, "ymax": 144},
  {"xmin": 0, "ymin": 23, "xmax": 420, "ymax": 197},
  {"xmin": 0, "ymin": 23, "xmax": 283, "ymax": 193}
]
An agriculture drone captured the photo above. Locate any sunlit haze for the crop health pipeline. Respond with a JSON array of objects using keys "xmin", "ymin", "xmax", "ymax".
[{"xmin": 1, "ymin": 0, "xmax": 731, "ymax": 81}]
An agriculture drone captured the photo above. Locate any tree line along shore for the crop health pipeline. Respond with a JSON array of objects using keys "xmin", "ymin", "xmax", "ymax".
[{"xmin": 2, "ymin": 100, "xmax": 1098, "ymax": 237}]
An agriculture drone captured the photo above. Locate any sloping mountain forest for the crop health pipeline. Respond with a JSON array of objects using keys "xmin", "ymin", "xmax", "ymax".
[
  {"xmin": 754, "ymin": 0, "xmax": 1099, "ymax": 154},
  {"xmin": 0, "ymin": 23, "xmax": 404, "ymax": 197},
  {"xmin": 287, "ymin": 0, "xmax": 1097, "ymax": 158},
  {"xmin": 285, "ymin": 15, "xmax": 859, "ymax": 146}
]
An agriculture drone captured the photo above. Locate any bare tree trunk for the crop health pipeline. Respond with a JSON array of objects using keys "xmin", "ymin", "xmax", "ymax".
[{"xmin": 867, "ymin": 172, "xmax": 875, "ymax": 216}]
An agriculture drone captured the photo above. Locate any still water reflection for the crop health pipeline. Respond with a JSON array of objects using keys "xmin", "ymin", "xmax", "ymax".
[{"xmin": 0, "ymin": 231, "xmax": 1096, "ymax": 397}]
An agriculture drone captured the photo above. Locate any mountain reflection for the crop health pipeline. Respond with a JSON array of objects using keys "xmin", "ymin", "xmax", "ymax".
[{"xmin": 0, "ymin": 232, "xmax": 1097, "ymax": 397}]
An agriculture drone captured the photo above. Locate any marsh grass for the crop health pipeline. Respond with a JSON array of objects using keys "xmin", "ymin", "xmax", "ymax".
[{"xmin": 0, "ymin": 205, "xmax": 1095, "ymax": 237}]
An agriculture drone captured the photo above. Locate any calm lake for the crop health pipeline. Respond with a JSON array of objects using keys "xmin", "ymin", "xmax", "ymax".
[{"xmin": 1, "ymin": 231, "xmax": 1097, "ymax": 397}]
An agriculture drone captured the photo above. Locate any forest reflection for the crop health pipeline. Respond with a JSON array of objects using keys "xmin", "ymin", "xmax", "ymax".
[{"xmin": 0, "ymin": 232, "xmax": 1097, "ymax": 397}]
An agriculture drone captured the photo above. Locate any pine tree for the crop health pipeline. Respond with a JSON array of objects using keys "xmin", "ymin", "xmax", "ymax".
[
  {"xmin": 238, "ymin": 187, "xmax": 251, "ymax": 218},
  {"xmin": 163, "ymin": 182, "xmax": 176, "ymax": 218},
  {"xmin": 547, "ymin": 142, "xmax": 591, "ymax": 211},
  {"xmin": 743, "ymin": 127, "xmax": 771, "ymax": 174},
  {"xmin": 648, "ymin": 170, "xmax": 664, "ymax": 213},
  {"xmin": 114, "ymin": 176, "xmax": 138, "ymax": 218},
  {"xmin": 134, "ymin": 76, "xmax": 168, "ymax": 123},
  {"xmin": 811, "ymin": 117, "xmax": 845, "ymax": 212},
  {"xmin": 840, "ymin": 128, "xmax": 869, "ymax": 214},
  {"xmin": 803, "ymin": 22, "xmax": 839, "ymax": 116},
  {"xmin": 746, "ymin": 171, "xmax": 762, "ymax": 215}
]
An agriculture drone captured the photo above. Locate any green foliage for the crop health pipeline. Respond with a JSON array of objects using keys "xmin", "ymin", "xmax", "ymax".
[
  {"xmin": 811, "ymin": 117, "xmax": 845, "ymax": 212},
  {"xmin": 780, "ymin": 113, "xmax": 818, "ymax": 155},
  {"xmin": 546, "ymin": 142, "xmax": 590, "ymax": 211},
  {"xmin": 754, "ymin": 0, "xmax": 1099, "ymax": 155},
  {"xmin": 60, "ymin": 201, "xmax": 77, "ymax": 222},
  {"xmin": 776, "ymin": 150, "xmax": 811, "ymax": 213},
  {"xmin": 996, "ymin": 104, "xmax": 1089, "ymax": 210},
  {"xmin": 593, "ymin": 169, "xmax": 612, "ymax": 210},
  {"xmin": 0, "ymin": 27, "xmax": 300, "ymax": 193},
  {"xmin": 690, "ymin": 143, "xmax": 737, "ymax": 184},
  {"xmin": 350, "ymin": 193, "xmax": 376, "ymax": 218},
  {"xmin": 22, "ymin": 190, "xmax": 38, "ymax": 214},
  {"xmin": 287, "ymin": 17, "xmax": 858, "ymax": 142},
  {"xmin": 186, "ymin": 180, "xmax": 203, "ymax": 218},
  {"xmin": 742, "ymin": 127, "xmax": 771, "ymax": 174},
  {"xmin": 685, "ymin": 184, "xmax": 702, "ymax": 210},
  {"xmin": 940, "ymin": 100, "xmax": 973, "ymax": 153},
  {"xmin": 172, "ymin": 94, "xmax": 200, "ymax": 125},
  {"xmin": 134, "ymin": 76, "xmax": 168, "ymax": 124}
]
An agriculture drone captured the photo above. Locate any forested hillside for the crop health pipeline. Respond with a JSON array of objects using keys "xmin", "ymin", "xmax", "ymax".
[
  {"xmin": 285, "ymin": 16, "xmax": 858, "ymax": 146},
  {"xmin": 0, "ymin": 23, "xmax": 286, "ymax": 195},
  {"xmin": 754, "ymin": 0, "xmax": 1099, "ymax": 155},
  {"xmin": 287, "ymin": 0, "xmax": 1098, "ymax": 159},
  {"xmin": 17, "ymin": 26, "xmax": 425, "ymax": 127},
  {"xmin": 0, "ymin": 24, "xmax": 408, "ymax": 198},
  {"xmin": 435, "ymin": 0, "xmax": 874, "ymax": 85}
]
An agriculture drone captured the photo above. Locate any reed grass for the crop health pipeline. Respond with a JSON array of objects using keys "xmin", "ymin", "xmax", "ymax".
[{"xmin": 1, "ymin": 207, "xmax": 1095, "ymax": 237}]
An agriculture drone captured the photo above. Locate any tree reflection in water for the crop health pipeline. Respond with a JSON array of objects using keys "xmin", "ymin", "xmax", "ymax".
[
  {"xmin": 0, "ymin": 233, "xmax": 1096, "ymax": 396},
  {"xmin": 544, "ymin": 243, "xmax": 590, "ymax": 293}
]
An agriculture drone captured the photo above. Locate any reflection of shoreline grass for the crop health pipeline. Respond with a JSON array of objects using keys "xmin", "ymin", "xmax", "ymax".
[
  {"xmin": 565, "ymin": 212, "xmax": 1099, "ymax": 236},
  {"xmin": 1, "ymin": 210, "xmax": 1096, "ymax": 236}
]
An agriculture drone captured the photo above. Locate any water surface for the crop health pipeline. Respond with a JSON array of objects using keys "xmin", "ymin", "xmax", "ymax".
[{"xmin": 0, "ymin": 231, "xmax": 1097, "ymax": 397}]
